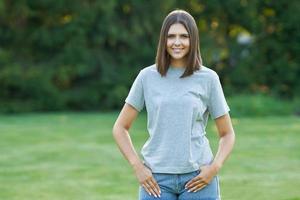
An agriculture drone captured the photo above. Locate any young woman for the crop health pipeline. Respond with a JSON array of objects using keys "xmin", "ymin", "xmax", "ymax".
[{"xmin": 113, "ymin": 9, "xmax": 235, "ymax": 200}]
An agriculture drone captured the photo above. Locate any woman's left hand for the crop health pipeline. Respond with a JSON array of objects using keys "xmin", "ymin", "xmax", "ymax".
[{"xmin": 185, "ymin": 164, "xmax": 219, "ymax": 192}]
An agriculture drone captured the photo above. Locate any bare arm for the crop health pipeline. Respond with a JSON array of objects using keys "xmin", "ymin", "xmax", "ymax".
[
  {"xmin": 112, "ymin": 103, "xmax": 143, "ymax": 168},
  {"xmin": 186, "ymin": 113, "xmax": 235, "ymax": 192},
  {"xmin": 211, "ymin": 113, "xmax": 236, "ymax": 171},
  {"xmin": 112, "ymin": 103, "xmax": 161, "ymax": 197}
]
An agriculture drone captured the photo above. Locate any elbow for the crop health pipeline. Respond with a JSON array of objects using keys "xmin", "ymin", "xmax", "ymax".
[
  {"xmin": 232, "ymin": 130, "xmax": 236, "ymax": 144},
  {"xmin": 112, "ymin": 123, "xmax": 120, "ymax": 139},
  {"xmin": 112, "ymin": 122, "xmax": 119, "ymax": 138},
  {"xmin": 221, "ymin": 130, "xmax": 235, "ymax": 145},
  {"xmin": 112, "ymin": 122, "xmax": 128, "ymax": 139},
  {"xmin": 228, "ymin": 130, "xmax": 236, "ymax": 146}
]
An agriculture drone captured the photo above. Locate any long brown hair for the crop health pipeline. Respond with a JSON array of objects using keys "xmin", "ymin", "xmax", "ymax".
[{"xmin": 155, "ymin": 9, "xmax": 202, "ymax": 78}]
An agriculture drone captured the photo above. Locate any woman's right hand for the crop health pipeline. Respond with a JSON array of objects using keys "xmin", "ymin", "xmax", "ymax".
[{"xmin": 133, "ymin": 163, "xmax": 161, "ymax": 198}]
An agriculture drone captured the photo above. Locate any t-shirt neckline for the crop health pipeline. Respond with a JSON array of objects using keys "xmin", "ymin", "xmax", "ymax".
[{"xmin": 169, "ymin": 65, "xmax": 186, "ymax": 71}]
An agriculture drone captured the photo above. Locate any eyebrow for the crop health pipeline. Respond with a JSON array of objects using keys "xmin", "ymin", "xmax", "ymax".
[{"xmin": 167, "ymin": 33, "xmax": 189, "ymax": 37}]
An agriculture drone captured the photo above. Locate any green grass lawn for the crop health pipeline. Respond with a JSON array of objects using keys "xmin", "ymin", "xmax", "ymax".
[{"xmin": 0, "ymin": 112, "xmax": 299, "ymax": 200}]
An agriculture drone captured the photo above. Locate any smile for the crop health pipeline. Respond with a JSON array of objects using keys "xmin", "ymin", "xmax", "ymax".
[{"xmin": 172, "ymin": 48, "xmax": 184, "ymax": 53}]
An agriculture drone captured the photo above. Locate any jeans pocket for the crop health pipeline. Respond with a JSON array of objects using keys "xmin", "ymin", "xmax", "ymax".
[
  {"xmin": 189, "ymin": 170, "xmax": 200, "ymax": 178},
  {"xmin": 152, "ymin": 173, "xmax": 163, "ymax": 183}
]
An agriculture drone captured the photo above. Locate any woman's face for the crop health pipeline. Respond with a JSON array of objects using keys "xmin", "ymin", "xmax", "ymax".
[{"xmin": 166, "ymin": 23, "xmax": 190, "ymax": 63}]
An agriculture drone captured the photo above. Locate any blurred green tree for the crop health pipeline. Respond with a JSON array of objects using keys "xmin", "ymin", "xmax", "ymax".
[{"xmin": 0, "ymin": 0, "xmax": 299, "ymax": 112}]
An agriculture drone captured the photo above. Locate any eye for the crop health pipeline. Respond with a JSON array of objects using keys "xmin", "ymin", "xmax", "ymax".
[
  {"xmin": 181, "ymin": 34, "xmax": 189, "ymax": 38},
  {"xmin": 167, "ymin": 34, "xmax": 175, "ymax": 38}
]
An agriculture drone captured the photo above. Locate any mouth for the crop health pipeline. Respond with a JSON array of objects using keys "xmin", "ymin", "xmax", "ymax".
[{"xmin": 172, "ymin": 48, "xmax": 184, "ymax": 53}]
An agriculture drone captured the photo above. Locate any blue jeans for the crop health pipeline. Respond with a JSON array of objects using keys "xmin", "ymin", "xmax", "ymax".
[{"xmin": 139, "ymin": 170, "xmax": 221, "ymax": 200}]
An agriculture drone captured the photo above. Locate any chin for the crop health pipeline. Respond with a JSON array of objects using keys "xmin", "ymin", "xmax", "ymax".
[{"xmin": 171, "ymin": 54, "xmax": 187, "ymax": 60}]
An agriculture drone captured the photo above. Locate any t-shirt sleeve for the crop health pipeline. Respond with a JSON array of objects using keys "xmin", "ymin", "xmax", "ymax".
[
  {"xmin": 208, "ymin": 73, "xmax": 230, "ymax": 119},
  {"xmin": 125, "ymin": 70, "xmax": 145, "ymax": 112}
]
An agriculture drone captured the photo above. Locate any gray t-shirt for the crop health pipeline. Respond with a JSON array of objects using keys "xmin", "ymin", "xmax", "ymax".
[{"xmin": 125, "ymin": 64, "xmax": 230, "ymax": 173}]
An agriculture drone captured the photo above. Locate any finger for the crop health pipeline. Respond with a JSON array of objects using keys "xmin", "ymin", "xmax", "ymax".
[
  {"xmin": 186, "ymin": 179, "xmax": 203, "ymax": 189},
  {"xmin": 142, "ymin": 183, "xmax": 152, "ymax": 196},
  {"xmin": 144, "ymin": 182, "xmax": 158, "ymax": 198},
  {"xmin": 188, "ymin": 182, "xmax": 207, "ymax": 192},
  {"xmin": 185, "ymin": 177, "xmax": 199, "ymax": 187},
  {"xmin": 150, "ymin": 178, "xmax": 161, "ymax": 196},
  {"xmin": 194, "ymin": 184, "xmax": 208, "ymax": 192},
  {"xmin": 147, "ymin": 180, "xmax": 160, "ymax": 197},
  {"xmin": 188, "ymin": 178, "xmax": 208, "ymax": 188},
  {"xmin": 149, "ymin": 178, "xmax": 161, "ymax": 194},
  {"xmin": 185, "ymin": 176, "xmax": 202, "ymax": 188}
]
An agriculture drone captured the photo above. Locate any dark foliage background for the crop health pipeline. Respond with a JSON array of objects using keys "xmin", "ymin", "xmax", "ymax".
[{"xmin": 0, "ymin": 0, "xmax": 299, "ymax": 113}]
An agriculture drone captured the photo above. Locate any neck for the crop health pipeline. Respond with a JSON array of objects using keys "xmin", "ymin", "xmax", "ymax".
[{"xmin": 170, "ymin": 58, "xmax": 187, "ymax": 68}]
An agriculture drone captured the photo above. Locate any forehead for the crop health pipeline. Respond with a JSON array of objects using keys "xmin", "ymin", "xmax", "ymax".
[{"xmin": 167, "ymin": 23, "xmax": 188, "ymax": 34}]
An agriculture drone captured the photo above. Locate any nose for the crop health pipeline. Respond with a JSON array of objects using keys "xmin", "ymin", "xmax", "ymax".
[{"xmin": 174, "ymin": 37, "xmax": 181, "ymax": 46}]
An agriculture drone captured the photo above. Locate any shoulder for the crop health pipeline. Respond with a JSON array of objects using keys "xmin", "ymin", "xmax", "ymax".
[
  {"xmin": 138, "ymin": 64, "xmax": 158, "ymax": 78},
  {"xmin": 140, "ymin": 64, "xmax": 157, "ymax": 73},
  {"xmin": 132, "ymin": 64, "xmax": 157, "ymax": 82},
  {"xmin": 194, "ymin": 65, "xmax": 219, "ymax": 80}
]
